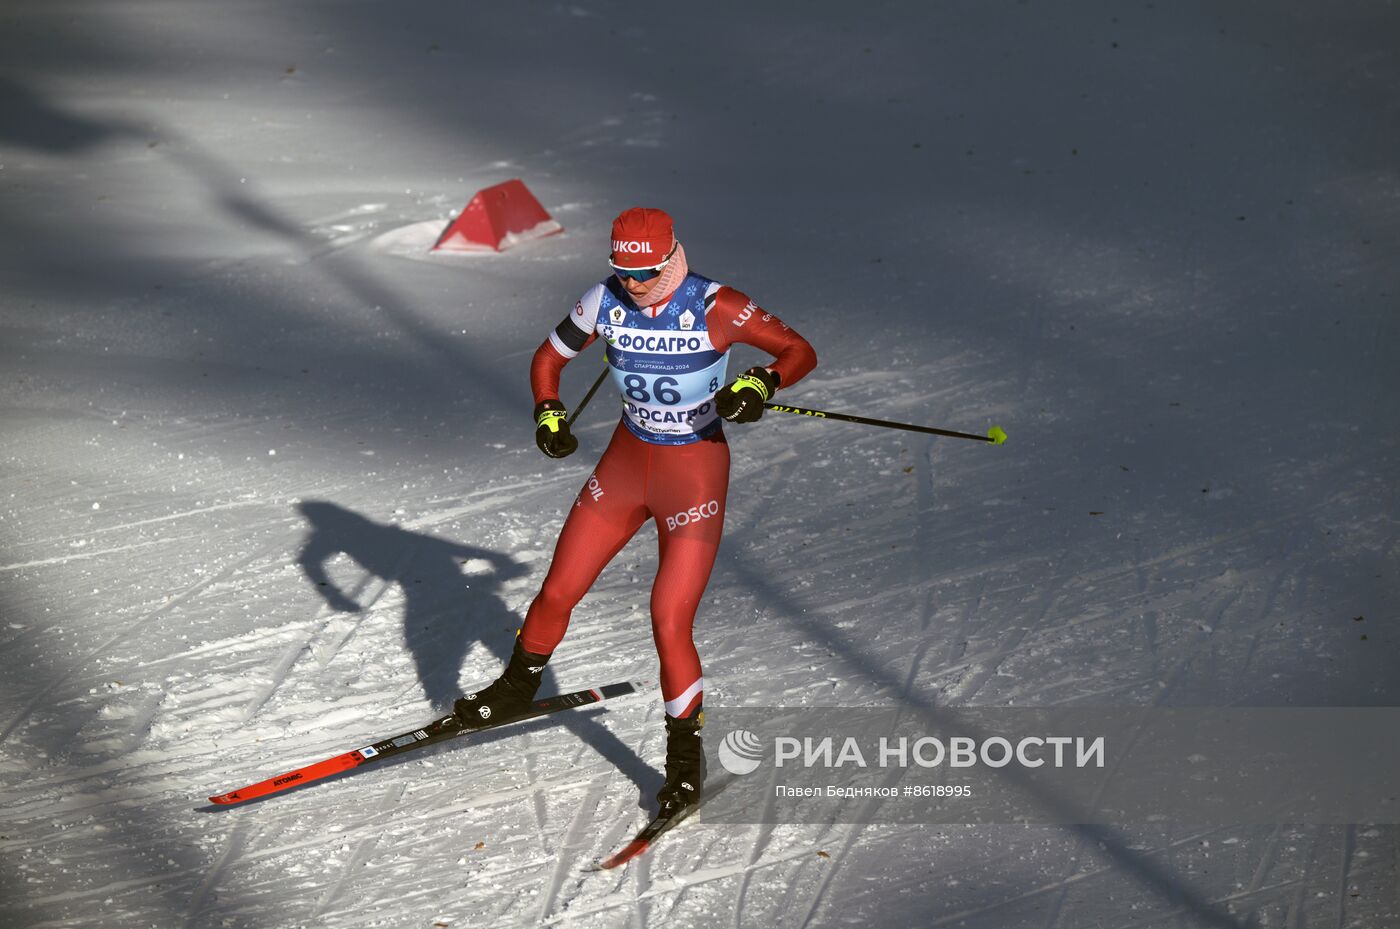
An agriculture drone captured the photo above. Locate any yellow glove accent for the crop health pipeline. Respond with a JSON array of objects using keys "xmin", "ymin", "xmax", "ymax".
[
  {"xmin": 730, "ymin": 372, "xmax": 772, "ymax": 402},
  {"xmin": 536, "ymin": 408, "xmax": 568, "ymax": 433}
]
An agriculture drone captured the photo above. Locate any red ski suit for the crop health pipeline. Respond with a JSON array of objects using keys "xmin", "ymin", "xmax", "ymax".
[{"xmin": 521, "ymin": 283, "xmax": 816, "ymax": 718}]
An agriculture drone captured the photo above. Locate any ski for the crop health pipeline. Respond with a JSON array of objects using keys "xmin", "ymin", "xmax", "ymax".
[
  {"xmin": 595, "ymin": 802, "xmax": 697, "ymax": 869},
  {"xmin": 591, "ymin": 777, "xmax": 734, "ymax": 869},
  {"xmin": 208, "ymin": 681, "xmax": 639, "ymax": 806}
]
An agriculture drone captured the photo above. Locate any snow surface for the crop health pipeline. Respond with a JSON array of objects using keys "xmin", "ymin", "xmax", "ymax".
[{"xmin": 2, "ymin": 1, "xmax": 1397, "ymax": 927}]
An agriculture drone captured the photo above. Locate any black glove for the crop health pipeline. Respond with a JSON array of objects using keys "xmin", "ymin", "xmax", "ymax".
[
  {"xmin": 715, "ymin": 366, "xmax": 779, "ymax": 423},
  {"xmin": 534, "ymin": 399, "xmax": 578, "ymax": 458}
]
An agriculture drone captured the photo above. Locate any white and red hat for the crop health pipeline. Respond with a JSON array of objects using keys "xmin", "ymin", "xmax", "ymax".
[{"xmin": 609, "ymin": 207, "xmax": 676, "ymax": 269}]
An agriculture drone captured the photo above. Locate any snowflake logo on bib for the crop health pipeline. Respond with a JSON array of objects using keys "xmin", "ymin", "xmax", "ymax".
[{"xmin": 679, "ymin": 309, "xmax": 695, "ymax": 330}]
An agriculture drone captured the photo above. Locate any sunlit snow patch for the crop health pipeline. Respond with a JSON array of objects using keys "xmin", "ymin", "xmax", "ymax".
[{"xmin": 368, "ymin": 218, "xmax": 563, "ymax": 262}]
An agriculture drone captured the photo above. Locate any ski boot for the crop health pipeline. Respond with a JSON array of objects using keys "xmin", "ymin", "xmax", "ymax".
[
  {"xmin": 453, "ymin": 639, "xmax": 551, "ymax": 729},
  {"xmin": 656, "ymin": 711, "xmax": 706, "ymax": 812}
]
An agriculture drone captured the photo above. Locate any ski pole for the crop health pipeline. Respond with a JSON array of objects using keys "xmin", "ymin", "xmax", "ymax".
[
  {"xmin": 567, "ymin": 366, "xmax": 610, "ymax": 426},
  {"xmin": 764, "ymin": 402, "xmax": 1008, "ymax": 445}
]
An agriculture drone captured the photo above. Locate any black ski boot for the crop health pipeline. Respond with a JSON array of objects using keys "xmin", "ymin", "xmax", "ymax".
[
  {"xmin": 656, "ymin": 711, "xmax": 706, "ymax": 811},
  {"xmin": 453, "ymin": 639, "xmax": 551, "ymax": 729}
]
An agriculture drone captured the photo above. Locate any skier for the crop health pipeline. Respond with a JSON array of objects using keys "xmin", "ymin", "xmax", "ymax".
[{"xmin": 454, "ymin": 207, "xmax": 817, "ymax": 813}]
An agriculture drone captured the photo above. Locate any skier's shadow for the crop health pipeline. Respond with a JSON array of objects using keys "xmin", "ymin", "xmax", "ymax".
[{"xmin": 295, "ymin": 501, "xmax": 653, "ymax": 797}]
